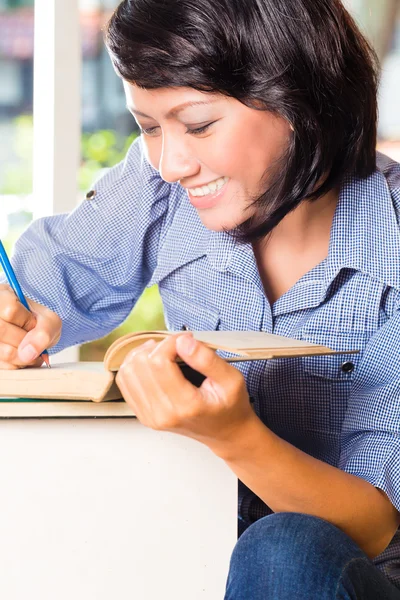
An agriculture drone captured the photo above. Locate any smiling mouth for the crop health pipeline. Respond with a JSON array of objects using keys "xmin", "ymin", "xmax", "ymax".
[
  {"xmin": 187, "ymin": 176, "xmax": 229, "ymax": 197},
  {"xmin": 186, "ymin": 177, "xmax": 230, "ymax": 210}
]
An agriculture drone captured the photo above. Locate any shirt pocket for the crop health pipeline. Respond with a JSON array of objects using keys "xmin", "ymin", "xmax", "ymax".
[
  {"xmin": 160, "ymin": 288, "xmax": 220, "ymax": 332},
  {"xmin": 300, "ymin": 331, "xmax": 367, "ymax": 432},
  {"xmin": 301, "ymin": 331, "xmax": 365, "ymax": 379},
  {"xmin": 302, "ymin": 352, "xmax": 361, "ymax": 382}
]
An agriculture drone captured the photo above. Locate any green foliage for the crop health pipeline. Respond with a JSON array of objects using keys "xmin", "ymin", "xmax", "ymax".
[
  {"xmin": 0, "ymin": 115, "xmax": 138, "ymax": 195},
  {"xmin": 80, "ymin": 286, "xmax": 166, "ymax": 361},
  {"xmin": 0, "ymin": 115, "xmax": 34, "ymax": 194},
  {"xmin": 79, "ymin": 129, "xmax": 138, "ymax": 191}
]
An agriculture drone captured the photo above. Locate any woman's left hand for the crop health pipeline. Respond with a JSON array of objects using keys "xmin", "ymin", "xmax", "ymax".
[{"xmin": 116, "ymin": 333, "xmax": 256, "ymax": 450}]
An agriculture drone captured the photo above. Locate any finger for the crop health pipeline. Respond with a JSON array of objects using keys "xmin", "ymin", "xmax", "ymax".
[
  {"xmin": 175, "ymin": 334, "xmax": 239, "ymax": 384},
  {"xmin": 117, "ymin": 343, "xmax": 159, "ymax": 420},
  {"xmin": 0, "ymin": 289, "xmax": 37, "ymax": 331},
  {"xmin": 34, "ymin": 308, "xmax": 62, "ymax": 347},
  {"xmin": 116, "ymin": 365, "xmax": 141, "ymax": 413},
  {"xmin": 16, "ymin": 308, "xmax": 62, "ymax": 364},
  {"xmin": 144, "ymin": 335, "xmax": 203, "ymax": 404},
  {"xmin": 121, "ymin": 337, "xmax": 191, "ymax": 399},
  {"xmin": 0, "ymin": 318, "xmax": 28, "ymax": 348},
  {"xmin": 17, "ymin": 329, "xmax": 54, "ymax": 365},
  {"xmin": 0, "ymin": 343, "xmax": 44, "ymax": 368},
  {"xmin": 118, "ymin": 338, "xmax": 193, "ymax": 422},
  {"xmin": 123, "ymin": 339, "xmax": 158, "ymax": 363},
  {"xmin": 147, "ymin": 334, "xmax": 198, "ymax": 387},
  {"xmin": 120, "ymin": 335, "xmax": 206, "ymax": 417}
]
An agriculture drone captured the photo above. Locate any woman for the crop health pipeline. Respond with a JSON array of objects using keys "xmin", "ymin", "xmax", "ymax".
[{"xmin": 1, "ymin": 0, "xmax": 400, "ymax": 597}]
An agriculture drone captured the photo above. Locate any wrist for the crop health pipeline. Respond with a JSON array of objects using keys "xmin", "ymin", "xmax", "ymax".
[{"xmin": 208, "ymin": 412, "xmax": 268, "ymax": 462}]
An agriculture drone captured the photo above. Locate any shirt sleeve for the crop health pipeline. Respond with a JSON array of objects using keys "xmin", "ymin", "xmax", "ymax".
[
  {"xmin": 0, "ymin": 137, "xmax": 174, "ymax": 353},
  {"xmin": 339, "ymin": 308, "xmax": 400, "ymax": 512}
]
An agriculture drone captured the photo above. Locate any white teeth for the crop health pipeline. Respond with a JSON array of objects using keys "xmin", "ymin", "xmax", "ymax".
[{"xmin": 189, "ymin": 176, "xmax": 228, "ymax": 197}]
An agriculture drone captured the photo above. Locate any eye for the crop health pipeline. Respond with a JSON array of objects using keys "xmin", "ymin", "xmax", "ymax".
[
  {"xmin": 140, "ymin": 126, "xmax": 160, "ymax": 137},
  {"xmin": 186, "ymin": 121, "xmax": 216, "ymax": 135}
]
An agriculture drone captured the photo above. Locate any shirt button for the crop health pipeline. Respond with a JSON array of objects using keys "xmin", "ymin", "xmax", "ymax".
[
  {"xmin": 86, "ymin": 189, "xmax": 96, "ymax": 200},
  {"xmin": 341, "ymin": 361, "xmax": 355, "ymax": 374},
  {"xmin": 181, "ymin": 325, "xmax": 190, "ymax": 331}
]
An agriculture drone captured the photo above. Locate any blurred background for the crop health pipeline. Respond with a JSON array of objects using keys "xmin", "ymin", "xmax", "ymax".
[{"xmin": 0, "ymin": 0, "xmax": 399, "ymax": 360}]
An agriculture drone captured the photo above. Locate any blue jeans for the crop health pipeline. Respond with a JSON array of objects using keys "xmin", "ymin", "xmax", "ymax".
[{"xmin": 225, "ymin": 513, "xmax": 400, "ymax": 599}]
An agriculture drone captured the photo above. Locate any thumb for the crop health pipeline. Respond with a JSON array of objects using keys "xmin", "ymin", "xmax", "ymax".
[
  {"xmin": 17, "ymin": 312, "xmax": 61, "ymax": 364},
  {"xmin": 175, "ymin": 334, "xmax": 234, "ymax": 383},
  {"xmin": 18, "ymin": 330, "xmax": 51, "ymax": 364}
]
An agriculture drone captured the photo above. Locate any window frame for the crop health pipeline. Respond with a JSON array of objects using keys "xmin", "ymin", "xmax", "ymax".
[
  {"xmin": 33, "ymin": 0, "xmax": 81, "ymax": 361},
  {"xmin": 33, "ymin": 0, "xmax": 81, "ymax": 220}
]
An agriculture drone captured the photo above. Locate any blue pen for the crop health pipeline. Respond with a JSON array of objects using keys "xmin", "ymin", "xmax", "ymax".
[{"xmin": 0, "ymin": 240, "xmax": 50, "ymax": 367}]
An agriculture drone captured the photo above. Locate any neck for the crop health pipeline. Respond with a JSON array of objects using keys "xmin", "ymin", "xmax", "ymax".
[{"xmin": 266, "ymin": 188, "xmax": 339, "ymax": 251}]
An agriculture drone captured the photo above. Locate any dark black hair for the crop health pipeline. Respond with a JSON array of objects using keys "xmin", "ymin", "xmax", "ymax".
[{"xmin": 105, "ymin": 0, "xmax": 379, "ymax": 241}]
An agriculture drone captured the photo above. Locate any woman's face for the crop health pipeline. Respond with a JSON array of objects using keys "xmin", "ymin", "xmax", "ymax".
[{"xmin": 124, "ymin": 83, "xmax": 291, "ymax": 232}]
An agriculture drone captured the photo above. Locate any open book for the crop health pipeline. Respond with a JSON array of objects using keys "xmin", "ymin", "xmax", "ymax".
[{"xmin": 0, "ymin": 330, "xmax": 357, "ymax": 402}]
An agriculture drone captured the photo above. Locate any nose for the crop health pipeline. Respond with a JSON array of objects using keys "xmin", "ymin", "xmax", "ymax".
[{"xmin": 159, "ymin": 134, "xmax": 200, "ymax": 184}]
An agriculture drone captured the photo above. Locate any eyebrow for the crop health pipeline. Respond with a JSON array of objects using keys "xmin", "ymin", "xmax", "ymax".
[{"xmin": 126, "ymin": 100, "xmax": 217, "ymax": 120}]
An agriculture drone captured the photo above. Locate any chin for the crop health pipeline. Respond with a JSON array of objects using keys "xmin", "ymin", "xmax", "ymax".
[
  {"xmin": 197, "ymin": 207, "xmax": 246, "ymax": 233},
  {"xmin": 197, "ymin": 215, "xmax": 237, "ymax": 232}
]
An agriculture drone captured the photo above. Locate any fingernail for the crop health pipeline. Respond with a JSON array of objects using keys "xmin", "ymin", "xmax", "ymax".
[
  {"xmin": 19, "ymin": 344, "xmax": 39, "ymax": 363},
  {"xmin": 176, "ymin": 335, "xmax": 196, "ymax": 356}
]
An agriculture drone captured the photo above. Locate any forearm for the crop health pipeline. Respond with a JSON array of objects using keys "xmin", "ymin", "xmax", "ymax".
[
  {"xmin": 210, "ymin": 414, "xmax": 399, "ymax": 558},
  {"xmin": 9, "ymin": 220, "xmax": 134, "ymax": 352}
]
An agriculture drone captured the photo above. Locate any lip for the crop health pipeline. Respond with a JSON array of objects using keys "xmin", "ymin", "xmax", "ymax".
[{"xmin": 186, "ymin": 179, "xmax": 230, "ymax": 210}]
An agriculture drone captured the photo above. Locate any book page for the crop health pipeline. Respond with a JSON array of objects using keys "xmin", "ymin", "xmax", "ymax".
[
  {"xmin": 191, "ymin": 331, "xmax": 330, "ymax": 351},
  {"xmin": 0, "ymin": 362, "xmax": 117, "ymax": 402},
  {"xmin": 104, "ymin": 330, "xmax": 342, "ymax": 371}
]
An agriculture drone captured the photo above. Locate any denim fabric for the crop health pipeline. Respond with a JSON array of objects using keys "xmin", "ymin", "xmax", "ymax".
[{"xmin": 226, "ymin": 513, "xmax": 400, "ymax": 599}]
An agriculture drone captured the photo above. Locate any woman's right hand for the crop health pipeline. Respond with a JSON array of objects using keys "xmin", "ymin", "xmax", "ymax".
[{"xmin": 0, "ymin": 284, "xmax": 62, "ymax": 369}]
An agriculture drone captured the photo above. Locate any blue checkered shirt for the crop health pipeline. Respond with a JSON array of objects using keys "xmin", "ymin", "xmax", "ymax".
[{"xmin": 4, "ymin": 138, "xmax": 400, "ymax": 587}]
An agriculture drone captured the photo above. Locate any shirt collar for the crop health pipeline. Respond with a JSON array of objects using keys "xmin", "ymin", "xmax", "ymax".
[
  {"xmin": 153, "ymin": 158, "xmax": 400, "ymax": 298},
  {"xmin": 325, "ymin": 161, "xmax": 400, "ymax": 291},
  {"xmin": 208, "ymin": 159, "xmax": 400, "ymax": 290},
  {"xmin": 150, "ymin": 188, "xmax": 264, "ymax": 291}
]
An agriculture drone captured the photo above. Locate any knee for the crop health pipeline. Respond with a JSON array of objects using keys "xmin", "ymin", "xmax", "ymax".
[
  {"xmin": 226, "ymin": 514, "xmax": 370, "ymax": 599},
  {"xmin": 230, "ymin": 512, "xmax": 365, "ymax": 577}
]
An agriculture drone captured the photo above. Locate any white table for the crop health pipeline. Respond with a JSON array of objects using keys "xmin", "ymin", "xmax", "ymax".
[{"xmin": 0, "ymin": 402, "xmax": 237, "ymax": 600}]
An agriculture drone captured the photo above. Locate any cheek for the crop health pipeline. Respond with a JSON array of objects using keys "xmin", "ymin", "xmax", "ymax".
[
  {"xmin": 221, "ymin": 116, "xmax": 289, "ymax": 183},
  {"xmin": 199, "ymin": 137, "xmax": 242, "ymax": 178},
  {"xmin": 204, "ymin": 124, "xmax": 260, "ymax": 182}
]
